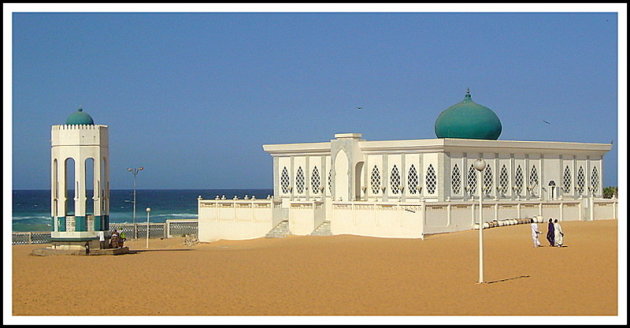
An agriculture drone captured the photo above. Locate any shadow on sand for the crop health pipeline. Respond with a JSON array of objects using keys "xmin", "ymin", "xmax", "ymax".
[
  {"xmin": 128, "ymin": 249, "xmax": 194, "ymax": 254},
  {"xmin": 485, "ymin": 275, "xmax": 531, "ymax": 285}
]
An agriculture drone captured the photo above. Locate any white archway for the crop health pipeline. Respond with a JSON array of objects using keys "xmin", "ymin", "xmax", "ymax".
[{"xmin": 334, "ymin": 150, "xmax": 349, "ymax": 201}]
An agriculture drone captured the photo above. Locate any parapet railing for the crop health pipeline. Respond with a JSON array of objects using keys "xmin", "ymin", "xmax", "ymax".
[
  {"xmin": 198, "ymin": 195, "xmax": 275, "ymax": 207},
  {"xmin": 12, "ymin": 219, "xmax": 198, "ymax": 245}
]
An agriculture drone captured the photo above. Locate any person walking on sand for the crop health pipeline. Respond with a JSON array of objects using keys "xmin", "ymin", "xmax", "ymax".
[
  {"xmin": 554, "ymin": 219, "xmax": 564, "ymax": 247},
  {"xmin": 546, "ymin": 218, "xmax": 555, "ymax": 247},
  {"xmin": 530, "ymin": 218, "xmax": 542, "ymax": 247}
]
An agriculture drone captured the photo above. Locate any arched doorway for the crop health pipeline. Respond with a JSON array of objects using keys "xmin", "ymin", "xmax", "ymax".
[{"xmin": 334, "ymin": 150, "xmax": 349, "ymax": 201}]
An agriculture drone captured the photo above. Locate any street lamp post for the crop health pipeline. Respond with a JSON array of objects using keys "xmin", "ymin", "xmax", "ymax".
[
  {"xmin": 127, "ymin": 167, "xmax": 144, "ymax": 239},
  {"xmin": 146, "ymin": 207, "xmax": 151, "ymax": 249},
  {"xmin": 473, "ymin": 158, "xmax": 487, "ymax": 284}
]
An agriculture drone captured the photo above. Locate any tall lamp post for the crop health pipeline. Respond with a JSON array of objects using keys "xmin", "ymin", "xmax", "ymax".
[
  {"xmin": 146, "ymin": 207, "xmax": 151, "ymax": 249},
  {"xmin": 473, "ymin": 158, "xmax": 487, "ymax": 284},
  {"xmin": 127, "ymin": 167, "xmax": 144, "ymax": 239}
]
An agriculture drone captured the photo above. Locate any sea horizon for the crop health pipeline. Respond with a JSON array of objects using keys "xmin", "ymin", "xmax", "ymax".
[{"xmin": 12, "ymin": 188, "xmax": 273, "ymax": 232}]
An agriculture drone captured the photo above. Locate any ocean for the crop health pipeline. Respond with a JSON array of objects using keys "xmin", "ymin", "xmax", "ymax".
[{"xmin": 12, "ymin": 189, "xmax": 273, "ymax": 232}]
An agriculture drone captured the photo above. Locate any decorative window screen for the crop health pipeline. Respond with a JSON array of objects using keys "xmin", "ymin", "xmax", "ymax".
[
  {"xmin": 591, "ymin": 166, "xmax": 599, "ymax": 193},
  {"xmin": 451, "ymin": 164, "xmax": 461, "ymax": 194},
  {"xmin": 296, "ymin": 167, "xmax": 305, "ymax": 194},
  {"xmin": 390, "ymin": 165, "xmax": 401, "ymax": 194},
  {"xmin": 483, "ymin": 166, "xmax": 493, "ymax": 194},
  {"xmin": 499, "ymin": 165, "xmax": 509, "ymax": 194},
  {"xmin": 408, "ymin": 165, "xmax": 419, "ymax": 194},
  {"xmin": 467, "ymin": 165, "xmax": 477, "ymax": 194},
  {"xmin": 515, "ymin": 165, "xmax": 524, "ymax": 194},
  {"xmin": 280, "ymin": 167, "xmax": 290, "ymax": 194},
  {"xmin": 529, "ymin": 165, "xmax": 539, "ymax": 187},
  {"xmin": 371, "ymin": 166, "xmax": 381, "ymax": 194},
  {"xmin": 562, "ymin": 166, "xmax": 572, "ymax": 193},
  {"xmin": 426, "ymin": 164, "xmax": 437, "ymax": 194},
  {"xmin": 577, "ymin": 166, "xmax": 585, "ymax": 194},
  {"xmin": 311, "ymin": 166, "xmax": 320, "ymax": 194}
]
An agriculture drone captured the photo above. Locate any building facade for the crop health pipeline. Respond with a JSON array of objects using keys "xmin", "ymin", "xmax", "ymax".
[
  {"xmin": 198, "ymin": 91, "xmax": 615, "ymax": 242},
  {"xmin": 264, "ymin": 134, "xmax": 610, "ymax": 204}
]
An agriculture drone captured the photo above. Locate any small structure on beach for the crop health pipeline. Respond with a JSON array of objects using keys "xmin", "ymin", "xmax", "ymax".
[
  {"xmin": 197, "ymin": 90, "xmax": 617, "ymax": 241},
  {"xmin": 36, "ymin": 108, "xmax": 127, "ymax": 255}
]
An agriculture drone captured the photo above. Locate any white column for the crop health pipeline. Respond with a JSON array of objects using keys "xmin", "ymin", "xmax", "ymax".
[
  {"xmin": 75, "ymin": 157, "xmax": 86, "ymax": 217},
  {"xmin": 58, "ymin": 157, "xmax": 67, "ymax": 217},
  {"xmin": 93, "ymin": 157, "xmax": 101, "ymax": 217},
  {"xmin": 589, "ymin": 191, "xmax": 594, "ymax": 221},
  {"xmin": 446, "ymin": 203, "xmax": 451, "ymax": 227},
  {"xmin": 51, "ymin": 157, "xmax": 56, "ymax": 217}
]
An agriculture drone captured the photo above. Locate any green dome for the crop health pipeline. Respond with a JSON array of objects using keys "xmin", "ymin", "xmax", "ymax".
[
  {"xmin": 65, "ymin": 108, "xmax": 94, "ymax": 125},
  {"xmin": 434, "ymin": 90, "xmax": 502, "ymax": 140}
]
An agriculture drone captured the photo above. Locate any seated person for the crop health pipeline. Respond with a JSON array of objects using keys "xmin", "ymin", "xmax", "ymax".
[{"xmin": 110, "ymin": 229, "xmax": 120, "ymax": 248}]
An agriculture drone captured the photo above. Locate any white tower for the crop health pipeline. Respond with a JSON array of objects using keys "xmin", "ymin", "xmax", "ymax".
[{"xmin": 51, "ymin": 108, "xmax": 109, "ymax": 240}]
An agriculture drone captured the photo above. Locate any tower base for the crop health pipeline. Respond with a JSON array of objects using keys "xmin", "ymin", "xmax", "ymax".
[{"xmin": 31, "ymin": 246, "xmax": 129, "ymax": 256}]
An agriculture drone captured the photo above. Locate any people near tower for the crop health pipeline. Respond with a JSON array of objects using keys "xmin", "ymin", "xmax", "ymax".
[
  {"xmin": 98, "ymin": 231, "xmax": 105, "ymax": 249},
  {"xmin": 546, "ymin": 218, "xmax": 555, "ymax": 247},
  {"xmin": 554, "ymin": 219, "xmax": 564, "ymax": 247},
  {"xmin": 119, "ymin": 230, "xmax": 127, "ymax": 248},
  {"xmin": 110, "ymin": 229, "xmax": 120, "ymax": 248},
  {"xmin": 530, "ymin": 218, "xmax": 542, "ymax": 247}
]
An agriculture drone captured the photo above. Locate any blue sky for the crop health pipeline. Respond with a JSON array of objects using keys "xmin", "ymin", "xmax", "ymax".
[{"xmin": 10, "ymin": 11, "xmax": 620, "ymax": 189}]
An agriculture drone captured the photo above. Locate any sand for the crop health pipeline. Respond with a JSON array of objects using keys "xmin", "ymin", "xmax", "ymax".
[{"xmin": 12, "ymin": 220, "xmax": 617, "ymax": 316}]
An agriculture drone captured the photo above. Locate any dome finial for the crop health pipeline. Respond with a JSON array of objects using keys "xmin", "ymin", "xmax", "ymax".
[{"xmin": 464, "ymin": 88, "xmax": 472, "ymax": 101}]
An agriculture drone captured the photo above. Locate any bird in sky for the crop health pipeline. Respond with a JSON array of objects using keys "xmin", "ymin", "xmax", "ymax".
[
  {"xmin": 356, "ymin": 106, "xmax": 363, "ymax": 110},
  {"xmin": 542, "ymin": 120, "xmax": 551, "ymax": 125}
]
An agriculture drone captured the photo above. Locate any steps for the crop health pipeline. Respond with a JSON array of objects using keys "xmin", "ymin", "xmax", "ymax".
[
  {"xmin": 265, "ymin": 220, "xmax": 291, "ymax": 238},
  {"xmin": 310, "ymin": 221, "xmax": 332, "ymax": 236}
]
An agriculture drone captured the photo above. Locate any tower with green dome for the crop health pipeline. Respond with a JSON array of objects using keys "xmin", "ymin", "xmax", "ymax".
[
  {"xmin": 434, "ymin": 89, "xmax": 502, "ymax": 140},
  {"xmin": 50, "ymin": 107, "xmax": 111, "ymax": 249}
]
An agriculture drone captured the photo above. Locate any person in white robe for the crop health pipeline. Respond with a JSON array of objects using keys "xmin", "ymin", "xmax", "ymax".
[
  {"xmin": 530, "ymin": 219, "xmax": 542, "ymax": 247},
  {"xmin": 554, "ymin": 219, "xmax": 564, "ymax": 247}
]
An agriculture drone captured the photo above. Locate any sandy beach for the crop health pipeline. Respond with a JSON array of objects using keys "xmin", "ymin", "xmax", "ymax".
[{"xmin": 12, "ymin": 219, "xmax": 617, "ymax": 316}]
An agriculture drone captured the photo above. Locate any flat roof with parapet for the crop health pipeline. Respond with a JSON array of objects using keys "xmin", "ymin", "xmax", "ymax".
[{"xmin": 262, "ymin": 134, "xmax": 612, "ymax": 156}]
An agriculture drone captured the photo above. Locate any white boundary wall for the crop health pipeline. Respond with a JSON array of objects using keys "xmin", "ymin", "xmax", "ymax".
[
  {"xmin": 198, "ymin": 199, "xmax": 280, "ymax": 242},
  {"xmin": 198, "ymin": 197, "xmax": 617, "ymax": 241},
  {"xmin": 331, "ymin": 202, "xmax": 424, "ymax": 239}
]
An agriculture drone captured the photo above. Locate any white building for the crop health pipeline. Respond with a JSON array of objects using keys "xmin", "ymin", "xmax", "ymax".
[{"xmin": 198, "ymin": 91, "xmax": 616, "ymax": 241}]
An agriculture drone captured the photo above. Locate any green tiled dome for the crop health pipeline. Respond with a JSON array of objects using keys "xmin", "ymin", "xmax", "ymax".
[
  {"xmin": 435, "ymin": 90, "xmax": 502, "ymax": 140},
  {"xmin": 65, "ymin": 108, "xmax": 94, "ymax": 125}
]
